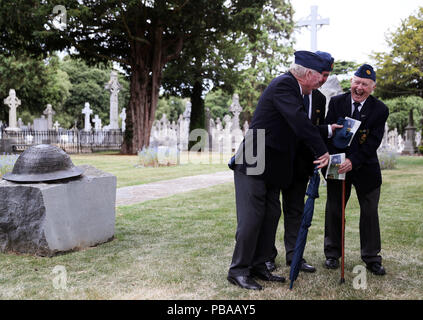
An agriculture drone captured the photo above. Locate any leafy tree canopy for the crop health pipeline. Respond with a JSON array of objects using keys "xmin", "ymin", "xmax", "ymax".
[{"xmin": 373, "ymin": 7, "xmax": 423, "ymax": 99}]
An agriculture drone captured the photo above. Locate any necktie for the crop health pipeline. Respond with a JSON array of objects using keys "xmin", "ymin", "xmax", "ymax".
[
  {"xmin": 352, "ymin": 101, "xmax": 361, "ymax": 120},
  {"xmin": 303, "ymin": 94, "xmax": 310, "ymax": 118}
]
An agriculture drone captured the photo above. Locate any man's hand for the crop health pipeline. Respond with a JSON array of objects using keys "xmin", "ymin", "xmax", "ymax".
[
  {"xmin": 338, "ymin": 158, "xmax": 353, "ymax": 174},
  {"xmin": 313, "ymin": 152, "xmax": 330, "ymax": 169},
  {"xmin": 331, "ymin": 124, "xmax": 343, "ymax": 132}
]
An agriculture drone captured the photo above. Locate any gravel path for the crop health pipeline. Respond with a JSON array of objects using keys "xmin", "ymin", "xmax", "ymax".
[{"xmin": 116, "ymin": 170, "xmax": 233, "ymax": 206}]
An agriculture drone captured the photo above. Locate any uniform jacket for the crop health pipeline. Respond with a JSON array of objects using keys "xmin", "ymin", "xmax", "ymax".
[
  {"xmin": 233, "ymin": 72, "xmax": 328, "ymax": 189},
  {"xmin": 294, "ymin": 89, "xmax": 328, "ymax": 180},
  {"xmin": 324, "ymin": 92, "xmax": 389, "ymax": 193}
]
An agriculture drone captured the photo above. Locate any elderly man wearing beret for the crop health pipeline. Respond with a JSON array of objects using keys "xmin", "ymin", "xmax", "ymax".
[
  {"xmin": 323, "ymin": 64, "xmax": 389, "ymax": 275},
  {"xmin": 265, "ymin": 51, "xmax": 343, "ymax": 274},
  {"xmin": 227, "ymin": 51, "xmax": 330, "ymax": 290}
]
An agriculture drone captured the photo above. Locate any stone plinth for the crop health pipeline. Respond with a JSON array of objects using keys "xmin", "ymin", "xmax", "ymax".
[{"xmin": 0, "ymin": 165, "xmax": 116, "ymax": 256}]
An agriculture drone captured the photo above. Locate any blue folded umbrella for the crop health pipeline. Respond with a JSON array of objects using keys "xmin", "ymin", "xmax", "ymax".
[{"xmin": 289, "ymin": 167, "xmax": 320, "ymax": 289}]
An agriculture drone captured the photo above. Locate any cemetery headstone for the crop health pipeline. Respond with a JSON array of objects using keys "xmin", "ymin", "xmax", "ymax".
[
  {"xmin": 43, "ymin": 104, "xmax": 56, "ymax": 130},
  {"xmin": 297, "ymin": 5, "xmax": 329, "ymax": 51},
  {"xmin": 119, "ymin": 108, "xmax": 126, "ymax": 132},
  {"xmin": 93, "ymin": 114, "xmax": 102, "ymax": 130},
  {"xmin": 3, "ymin": 89, "xmax": 21, "ymax": 131},
  {"xmin": 0, "ymin": 144, "xmax": 116, "ymax": 256},
  {"xmin": 33, "ymin": 115, "xmax": 49, "ymax": 131},
  {"xmin": 105, "ymin": 70, "xmax": 122, "ymax": 130},
  {"xmin": 82, "ymin": 102, "xmax": 93, "ymax": 131}
]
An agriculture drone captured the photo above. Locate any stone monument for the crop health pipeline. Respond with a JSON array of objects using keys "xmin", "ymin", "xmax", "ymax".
[
  {"xmin": 119, "ymin": 108, "xmax": 126, "ymax": 132},
  {"xmin": 297, "ymin": 5, "xmax": 330, "ymax": 51},
  {"xmin": 3, "ymin": 89, "xmax": 21, "ymax": 131},
  {"xmin": 33, "ymin": 115, "xmax": 49, "ymax": 131},
  {"xmin": 93, "ymin": 114, "xmax": 102, "ymax": 130},
  {"xmin": 402, "ymin": 109, "xmax": 418, "ymax": 155},
  {"xmin": 43, "ymin": 104, "xmax": 56, "ymax": 130},
  {"xmin": 229, "ymin": 93, "xmax": 244, "ymax": 152},
  {"xmin": 53, "ymin": 121, "xmax": 60, "ymax": 131},
  {"xmin": 82, "ymin": 102, "xmax": 93, "ymax": 131},
  {"xmin": 0, "ymin": 144, "xmax": 116, "ymax": 256},
  {"xmin": 105, "ymin": 70, "xmax": 122, "ymax": 130}
]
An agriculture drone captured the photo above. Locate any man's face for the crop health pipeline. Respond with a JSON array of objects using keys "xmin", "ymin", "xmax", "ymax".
[
  {"xmin": 319, "ymin": 71, "xmax": 330, "ymax": 87},
  {"xmin": 303, "ymin": 70, "xmax": 323, "ymax": 94},
  {"xmin": 351, "ymin": 76, "xmax": 376, "ymax": 102}
]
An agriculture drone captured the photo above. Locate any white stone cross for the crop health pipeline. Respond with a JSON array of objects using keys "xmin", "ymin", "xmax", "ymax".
[
  {"xmin": 229, "ymin": 93, "xmax": 243, "ymax": 133},
  {"xmin": 3, "ymin": 89, "xmax": 21, "ymax": 130},
  {"xmin": 297, "ymin": 6, "xmax": 329, "ymax": 52},
  {"xmin": 82, "ymin": 102, "xmax": 93, "ymax": 131},
  {"xmin": 43, "ymin": 104, "xmax": 56, "ymax": 130},
  {"xmin": 119, "ymin": 107, "xmax": 126, "ymax": 132},
  {"xmin": 53, "ymin": 120, "xmax": 60, "ymax": 131},
  {"xmin": 93, "ymin": 114, "xmax": 102, "ymax": 130},
  {"xmin": 105, "ymin": 70, "xmax": 122, "ymax": 130}
]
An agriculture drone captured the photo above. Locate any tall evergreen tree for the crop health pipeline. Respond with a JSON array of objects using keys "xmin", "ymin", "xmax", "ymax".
[{"xmin": 0, "ymin": 0, "xmax": 266, "ymax": 153}]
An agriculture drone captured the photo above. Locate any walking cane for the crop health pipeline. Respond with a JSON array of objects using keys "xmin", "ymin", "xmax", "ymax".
[{"xmin": 340, "ymin": 179, "xmax": 346, "ymax": 284}]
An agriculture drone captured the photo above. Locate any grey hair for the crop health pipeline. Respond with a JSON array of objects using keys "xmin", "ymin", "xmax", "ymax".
[{"xmin": 289, "ymin": 63, "xmax": 320, "ymax": 79}]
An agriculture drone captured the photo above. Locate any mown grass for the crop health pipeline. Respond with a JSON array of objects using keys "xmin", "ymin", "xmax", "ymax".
[
  {"xmin": 70, "ymin": 151, "xmax": 229, "ymax": 188},
  {"xmin": 0, "ymin": 156, "xmax": 421, "ymax": 299}
]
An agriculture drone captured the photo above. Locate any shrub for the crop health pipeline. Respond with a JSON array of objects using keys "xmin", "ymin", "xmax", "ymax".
[
  {"xmin": 137, "ymin": 147, "xmax": 159, "ymax": 167},
  {"xmin": 378, "ymin": 151, "xmax": 398, "ymax": 170}
]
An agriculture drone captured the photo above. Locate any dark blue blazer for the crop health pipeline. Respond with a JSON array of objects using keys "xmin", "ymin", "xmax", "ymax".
[
  {"xmin": 324, "ymin": 92, "xmax": 389, "ymax": 193},
  {"xmin": 234, "ymin": 72, "xmax": 328, "ymax": 189}
]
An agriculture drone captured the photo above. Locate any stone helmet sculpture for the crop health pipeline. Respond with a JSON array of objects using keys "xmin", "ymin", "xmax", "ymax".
[{"xmin": 2, "ymin": 144, "xmax": 83, "ymax": 182}]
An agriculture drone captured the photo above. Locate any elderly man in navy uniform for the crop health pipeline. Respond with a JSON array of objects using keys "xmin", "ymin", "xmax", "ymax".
[
  {"xmin": 323, "ymin": 64, "xmax": 389, "ymax": 275},
  {"xmin": 227, "ymin": 51, "xmax": 330, "ymax": 290},
  {"xmin": 265, "ymin": 51, "xmax": 343, "ymax": 274}
]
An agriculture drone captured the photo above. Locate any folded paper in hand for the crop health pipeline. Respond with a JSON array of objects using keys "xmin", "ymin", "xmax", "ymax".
[{"xmin": 333, "ymin": 117, "xmax": 361, "ymax": 149}]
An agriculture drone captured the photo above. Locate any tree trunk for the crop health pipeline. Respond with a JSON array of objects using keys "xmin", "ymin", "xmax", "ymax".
[
  {"xmin": 121, "ymin": 29, "xmax": 165, "ymax": 154},
  {"xmin": 188, "ymin": 80, "xmax": 206, "ymax": 150}
]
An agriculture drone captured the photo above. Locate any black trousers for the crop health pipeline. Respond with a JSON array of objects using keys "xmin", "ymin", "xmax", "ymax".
[
  {"xmin": 228, "ymin": 170, "xmax": 282, "ymax": 277},
  {"xmin": 324, "ymin": 179, "xmax": 382, "ymax": 265},
  {"xmin": 269, "ymin": 178, "xmax": 308, "ymax": 265}
]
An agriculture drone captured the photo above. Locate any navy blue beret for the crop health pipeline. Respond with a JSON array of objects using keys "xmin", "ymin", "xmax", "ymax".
[
  {"xmin": 315, "ymin": 51, "xmax": 334, "ymax": 72},
  {"xmin": 294, "ymin": 50, "xmax": 325, "ymax": 73},
  {"xmin": 354, "ymin": 64, "xmax": 376, "ymax": 81}
]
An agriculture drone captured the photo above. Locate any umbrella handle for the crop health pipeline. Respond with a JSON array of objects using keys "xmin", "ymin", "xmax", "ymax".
[{"xmin": 340, "ymin": 180, "xmax": 346, "ymax": 284}]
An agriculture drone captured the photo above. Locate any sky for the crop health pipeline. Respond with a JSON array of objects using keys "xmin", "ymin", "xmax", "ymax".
[{"xmin": 290, "ymin": 0, "xmax": 423, "ymax": 64}]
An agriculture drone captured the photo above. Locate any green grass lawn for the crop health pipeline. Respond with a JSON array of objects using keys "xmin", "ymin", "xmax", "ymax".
[
  {"xmin": 70, "ymin": 152, "xmax": 229, "ymax": 188},
  {"xmin": 0, "ymin": 156, "xmax": 421, "ymax": 299}
]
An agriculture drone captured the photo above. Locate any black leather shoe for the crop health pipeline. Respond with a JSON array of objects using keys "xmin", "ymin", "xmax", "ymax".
[
  {"xmin": 287, "ymin": 259, "xmax": 316, "ymax": 273},
  {"xmin": 300, "ymin": 261, "xmax": 316, "ymax": 273},
  {"xmin": 265, "ymin": 260, "xmax": 276, "ymax": 272},
  {"xmin": 366, "ymin": 262, "xmax": 386, "ymax": 276},
  {"xmin": 227, "ymin": 275, "xmax": 263, "ymax": 290},
  {"xmin": 325, "ymin": 258, "xmax": 339, "ymax": 269},
  {"xmin": 251, "ymin": 268, "xmax": 286, "ymax": 282}
]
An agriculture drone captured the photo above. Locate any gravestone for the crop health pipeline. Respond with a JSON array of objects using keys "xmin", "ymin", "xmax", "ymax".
[
  {"xmin": 105, "ymin": 70, "xmax": 122, "ymax": 130},
  {"xmin": 320, "ymin": 75, "xmax": 344, "ymax": 111},
  {"xmin": 3, "ymin": 89, "xmax": 21, "ymax": 131},
  {"xmin": 33, "ymin": 115, "xmax": 48, "ymax": 131},
  {"xmin": 0, "ymin": 145, "xmax": 116, "ymax": 256},
  {"xmin": 402, "ymin": 109, "xmax": 418, "ymax": 154},
  {"xmin": 43, "ymin": 104, "xmax": 56, "ymax": 130},
  {"xmin": 53, "ymin": 121, "xmax": 60, "ymax": 131},
  {"xmin": 119, "ymin": 108, "xmax": 126, "ymax": 132},
  {"xmin": 297, "ymin": 5, "xmax": 330, "ymax": 51},
  {"xmin": 82, "ymin": 102, "xmax": 93, "ymax": 131},
  {"xmin": 93, "ymin": 114, "xmax": 102, "ymax": 130},
  {"xmin": 229, "ymin": 93, "xmax": 244, "ymax": 153}
]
